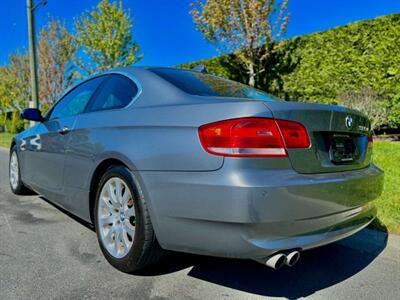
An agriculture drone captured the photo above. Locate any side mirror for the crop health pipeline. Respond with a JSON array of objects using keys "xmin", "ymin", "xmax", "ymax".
[{"xmin": 20, "ymin": 108, "xmax": 44, "ymax": 122}]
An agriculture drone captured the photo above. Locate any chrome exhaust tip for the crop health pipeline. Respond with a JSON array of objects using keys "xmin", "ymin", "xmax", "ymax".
[
  {"xmin": 285, "ymin": 251, "xmax": 300, "ymax": 267},
  {"xmin": 265, "ymin": 253, "xmax": 287, "ymax": 270}
]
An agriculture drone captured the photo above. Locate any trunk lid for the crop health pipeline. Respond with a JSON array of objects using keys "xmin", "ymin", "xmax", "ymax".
[{"xmin": 262, "ymin": 101, "xmax": 372, "ymax": 174}]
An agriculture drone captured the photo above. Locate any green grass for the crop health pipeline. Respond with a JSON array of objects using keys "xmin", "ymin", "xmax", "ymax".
[
  {"xmin": 0, "ymin": 132, "xmax": 13, "ymax": 149},
  {"xmin": 0, "ymin": 132, "xmax": 398, "ymax": 232},
  {"xmin": 371, "ymin": 141, "xmax": 400, "ymax": 234}
]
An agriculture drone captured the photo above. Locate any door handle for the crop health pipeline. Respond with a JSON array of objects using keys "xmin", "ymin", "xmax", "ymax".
[{"xmin": 58, "ymin": 126, "xmax": 70, "ymax": 135}]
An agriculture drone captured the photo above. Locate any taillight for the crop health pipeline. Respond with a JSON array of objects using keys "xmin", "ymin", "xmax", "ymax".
[
  {"xmin": 276, "ymin": 120, "xmax": 310, "ymax": 148},
  {"xmin": 198, "ymin": 117, "xmax": 310, "ymax": 157},
  {"xmin": 368, "ymin": 133, "xmax": 373, "ymax": 149}
]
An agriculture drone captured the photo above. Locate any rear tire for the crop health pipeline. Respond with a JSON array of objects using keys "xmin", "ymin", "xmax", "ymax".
[
  {"xmin": 9, "ymin": 146, "xmax": 31, "ymax": 195},
  {"xmin": 94, "ymin": 165, "xmax": 165, "ymax": 273}
]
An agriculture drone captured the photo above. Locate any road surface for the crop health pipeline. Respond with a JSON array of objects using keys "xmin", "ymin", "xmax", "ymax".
[{"xmin": 0, "ymin": 147, "xmax": 399, "ymax": 299}]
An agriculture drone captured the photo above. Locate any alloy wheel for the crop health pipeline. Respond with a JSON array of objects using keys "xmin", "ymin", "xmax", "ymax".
[
  {"xmin": 10, "ymin": 152, "xmax": 19, "ymax": 190},
  {"xmin": 97, "ymin": 177, "xmax": 136, "ymax": 258}
]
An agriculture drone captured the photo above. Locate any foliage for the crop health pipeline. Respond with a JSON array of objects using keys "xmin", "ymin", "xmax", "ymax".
[
  {"xmin": 74, "ymin": 0, "xmax": 142, "ymax": 76},
  {"xmin": 278, "ymin": 14, "xmax": 400, "ymax": 111},
  {"xmin": 181, "ymin": 14, "xmax": 400, "ymax": 128},
  {"xmin": 4, "ymin": 111, "xmax": 25, "ymax": 134},
  {"xmin": 0, "ymin": 52, "xmax": 30, "ymax": 133},
  {"xmin": 0, "ymin": 19, "xmax": 77, "ymax": 133},
  {"xmin": 0, "ymin": 133, "xmax": 14, "ymax": 149},
  {"xmin": 190, "ymin": 0, "xmax": 289, "ymax": 87},
  {"xmin": 0, "ymin": 53, "xmax": 30, "ymax": 112},
  {"xmin": 371, "ymin": 141, "xmax": 400, "ymax": 234},
  {"xmin": 338, "ymin": 87, "xmax": 388, "ymax": 131},
  {"xmin": 388, "ymin": 95, "xmax": 400, "ymax": 127},
  {"xmin": 38, "ymin": 19, "xmax": 77, "ymax": 106}
]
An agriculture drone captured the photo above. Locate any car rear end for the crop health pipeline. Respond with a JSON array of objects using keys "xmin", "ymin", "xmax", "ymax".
[
  {"xmin": 178, "ymin": 100, "xmax": 382, "ymax": 258},
  {"xmin": 143, "ymin": 68, "xmax": 384, "ymax": 263}
]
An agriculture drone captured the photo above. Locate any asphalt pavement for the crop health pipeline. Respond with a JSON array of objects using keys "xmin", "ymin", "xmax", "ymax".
[{"xmin": 0, "ymin": 147, "xmax": 399, "ymax": 300}]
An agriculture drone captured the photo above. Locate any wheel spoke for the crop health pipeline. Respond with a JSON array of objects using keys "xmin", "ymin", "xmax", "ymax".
[
  {"xmin": 114, "ymin": 227, "xmax": 122, "ymax": 254},
  {"xmin": 104, "ymin": 226, "xmax": 115, "ymax": 244},
  {"xmin": 121, "ymin": 189, "xmax": 130, "ymax": 206},
  {"xmin": 115, "ymin": 180, "xmax": 123, "ymax": 202},
  {"xmin": 124, "ymin": 221, "xmax": 135, "ymax": 236},
  {"xmin": 122, "ymin": 230, "xmax": 132, "ymax": 249},
  {"xmin": 107, "ymin": 183, "xmax": 118, "ymax": 205},
  {"xmin": 125, "ymin": 206, "xmax": 135, "ymax": 218},
  {"xmin": 101, "ymin": 195, "xmax": 114, "ymax": 210},
  {"xmin": 99, "ymin": 214, "xmax": 114, "ymax": 226}
]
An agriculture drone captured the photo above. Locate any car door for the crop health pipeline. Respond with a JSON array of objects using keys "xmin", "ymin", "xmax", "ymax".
[
  {"xmin": 26, "ymin": 76, "xmax": 106, "ymax": 204},
  {"xmin": 62, "ymin": 74, "xmax": 139, "ymax": 220}
]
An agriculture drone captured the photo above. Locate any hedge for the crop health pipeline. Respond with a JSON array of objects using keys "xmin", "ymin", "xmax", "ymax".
[{"xmin": 180, "ymin": 14, "xmax": 400, "ymax": 128}]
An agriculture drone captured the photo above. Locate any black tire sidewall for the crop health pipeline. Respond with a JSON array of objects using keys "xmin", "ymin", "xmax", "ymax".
[{"xmin": 94, "ymin": 165, "xmax": 147, "ymax": 272}]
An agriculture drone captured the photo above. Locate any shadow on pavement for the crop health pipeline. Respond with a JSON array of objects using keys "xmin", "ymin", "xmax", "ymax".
[
  {"xmin": 143, "ymin": 228, "xmax": 388, "ymax": 299},
  {"xmin": 39, "ymin": 196, "xmax": 95, "ymax": 231}
]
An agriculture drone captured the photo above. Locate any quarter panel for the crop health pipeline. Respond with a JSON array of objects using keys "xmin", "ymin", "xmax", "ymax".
[{"xmin": 70, "ymin": 100, "xmax": 272, "ymax": 174}]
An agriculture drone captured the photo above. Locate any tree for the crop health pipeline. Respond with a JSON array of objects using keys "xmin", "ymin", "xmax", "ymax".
[
  {"xmin": 0, "ymin": 52, "xmax": 30, "ymax": 133},
  {"xmin": 74, "ymin": 0, "xmax": 142, "ymax": 76},
  {"xmin": 0, "ymin": 66, "xmax": 13, "ymax": 129},
  {"xmin": 0, "ymin": 18, "xmax": 76, "ymax": 133},
  {"xmin": 37, "ymin": 19, "xmax": 77, "ymax": 108},
  {"xmin": 190, "ymin": 0, "xmax": 290, "ymax": 87},
  {"xmin": 338, "ymin": 87, "xmax": 388, "ymax": 131}
]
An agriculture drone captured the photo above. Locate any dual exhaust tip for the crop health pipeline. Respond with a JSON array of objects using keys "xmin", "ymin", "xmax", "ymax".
[{"xmin": 259, "ymin": 250, "xmax": 300, "ymax": 270}]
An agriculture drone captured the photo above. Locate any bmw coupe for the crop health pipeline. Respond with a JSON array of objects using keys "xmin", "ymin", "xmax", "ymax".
[{"xmin": 10, "ymin": 67, "xmax": 384, "ymax": 272}]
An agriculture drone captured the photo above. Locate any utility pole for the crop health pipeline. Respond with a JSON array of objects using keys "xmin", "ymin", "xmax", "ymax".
[{"xmin": 26, "ymin": 0, "xmax": 39, "ymax": 111}]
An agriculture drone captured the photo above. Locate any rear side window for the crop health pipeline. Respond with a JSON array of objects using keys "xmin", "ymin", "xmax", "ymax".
[
  {"xmin": 150, "ymin": 68, "xmax": 277, "ymax": 101},
  {"xmin": 86, "ymin": 74, "xmax": 139, "ymax": 112}
]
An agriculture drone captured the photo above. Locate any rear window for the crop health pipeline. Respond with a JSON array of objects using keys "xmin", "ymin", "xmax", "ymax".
[{"xmin": 150, "ymin": 68, "xmax": 277, "ymax": 101}]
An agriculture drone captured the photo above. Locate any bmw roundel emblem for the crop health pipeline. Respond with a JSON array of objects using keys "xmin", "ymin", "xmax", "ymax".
[{"xmin": 345, "ymin": 116, "xmax": 353, "ymax": 129}]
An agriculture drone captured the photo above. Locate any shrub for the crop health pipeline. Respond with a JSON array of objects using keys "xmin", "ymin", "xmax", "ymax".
[{"xmin": 4, "ymin": 112, "xmax": 25, "ymax": 134}]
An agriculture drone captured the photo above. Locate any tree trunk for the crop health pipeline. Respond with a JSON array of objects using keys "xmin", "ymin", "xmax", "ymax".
[
  {"xmin": 1, "ymin": 113, "xmax": 7, "ymax": 132},
  {"xmin": 11, "ymin": 111, "xmax": 17, "ymax": 134},
  {"xmin": 248, "ymin": 63, "xmax": 256, "ymax": 87}
]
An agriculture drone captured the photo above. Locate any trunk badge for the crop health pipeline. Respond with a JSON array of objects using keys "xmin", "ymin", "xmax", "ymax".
[{"xmin": 345, "ymin": 116, "xmax": 353, "ymax": 129}]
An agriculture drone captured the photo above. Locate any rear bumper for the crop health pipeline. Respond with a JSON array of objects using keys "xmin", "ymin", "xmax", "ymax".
[
  {"xmin": 246, "ymin": 204, "xmax": 376, "ymax": 258},
  {"xmin": 139, "ymin": 163, "xmax": 383, "ymax": 259}
]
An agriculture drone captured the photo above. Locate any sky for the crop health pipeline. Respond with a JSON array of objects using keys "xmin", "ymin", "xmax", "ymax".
[{"xmin": 1, "ymin": 0, "xmax": 400, "ymax": 67}]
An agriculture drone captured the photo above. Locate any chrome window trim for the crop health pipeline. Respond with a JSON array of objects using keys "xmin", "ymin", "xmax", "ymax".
[
  {"xmin": 79, "ymin": 71, "xmax": 143, "ymax": 116},
  {"xmin": 107, "ymin": 70, "xmax": 143, "ymax": 110}
]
